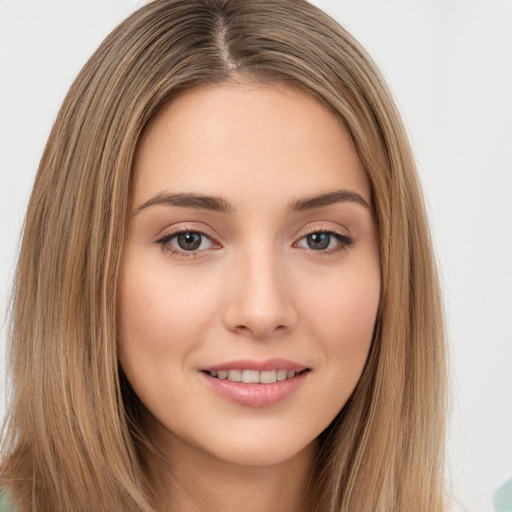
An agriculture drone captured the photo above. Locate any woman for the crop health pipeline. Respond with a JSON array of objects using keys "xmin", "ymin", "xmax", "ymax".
[{"xmin": 0, "ymin": 0, "xmax": 446, "ymax": 511}]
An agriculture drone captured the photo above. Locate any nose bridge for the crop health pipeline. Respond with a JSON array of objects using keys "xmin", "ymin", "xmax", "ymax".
[{"xmin": 223, "ymin": 239, "xmax": 296, "ymax": 338}]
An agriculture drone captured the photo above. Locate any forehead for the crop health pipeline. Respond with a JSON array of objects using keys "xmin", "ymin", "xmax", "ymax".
[{"xmin": 132, "ymin": 82, "xmax": 371, "ymax": 208}]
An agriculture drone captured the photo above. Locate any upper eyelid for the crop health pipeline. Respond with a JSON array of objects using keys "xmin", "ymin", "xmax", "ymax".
[
  {"xmin": 300, "ymin": 226, "xmax": 346, "ymax": 236},
  {"xmin": 155, "ymin": 224, "xmax": 218, "ymax": 242},
  {"xmin": 297, "ymin": 223, "xmax": 351, "ymax": 239}
]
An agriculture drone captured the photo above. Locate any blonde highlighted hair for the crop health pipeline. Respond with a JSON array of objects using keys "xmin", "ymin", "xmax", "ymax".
[{"xmin": 1, "ymin": 1, "xmax": 446, "ymax": 510}]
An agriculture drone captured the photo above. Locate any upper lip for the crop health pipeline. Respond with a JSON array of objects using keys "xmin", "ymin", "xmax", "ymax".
[{"xmin": 199, "ymin": 358, "xmax": 309, "ymax": 372}]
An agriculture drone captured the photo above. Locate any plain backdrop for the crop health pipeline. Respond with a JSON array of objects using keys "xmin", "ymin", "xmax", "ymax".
[{"xmin": 0, "ymin": 1, "xmax": 511, "ymax": 511}]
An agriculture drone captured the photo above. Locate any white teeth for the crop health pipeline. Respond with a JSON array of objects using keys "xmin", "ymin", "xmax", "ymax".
[
  {"xmin": 208, "ymin": 368, "xmax": 304, "ymax": 383},
  {"xmin": 227, "ymin": 369, "xmax": 242, "ymax": 382},
  {"xmin": 276, "ymin": 369, "xmax": 288, "ymax": 381},
  {"xmin": 241, "ymin": 369, "xmax": 260, "ymax": 384},
  {"xmin": 259, "ymin": 370, "xmax": 277, "ymax": 384}
]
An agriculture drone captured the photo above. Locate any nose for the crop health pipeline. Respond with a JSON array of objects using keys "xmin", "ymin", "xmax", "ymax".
[{"xmin": 221, "ymin": 246, "xmax": 298, "ymax": 339}]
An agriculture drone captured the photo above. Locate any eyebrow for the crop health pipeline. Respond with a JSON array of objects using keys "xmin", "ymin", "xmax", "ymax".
[
  {"xmin": 135, "ymin": 189, "xmax": 370, "ymax": 215},
  {"xmin": 135, "ymin": 192, "xmax": 236, "ymax": 214},
  {"xmin": 287, "ymin": 190, "xmax": 370, "ymax": 212}
]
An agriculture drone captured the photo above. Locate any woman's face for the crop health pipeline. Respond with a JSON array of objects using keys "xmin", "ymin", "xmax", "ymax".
[{"xmin": 118, "ymin": 82, "xmax": 380, "ymax": 467}]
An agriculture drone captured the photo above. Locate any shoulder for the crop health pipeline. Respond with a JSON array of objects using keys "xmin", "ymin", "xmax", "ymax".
[{"xmin": 0, "ymin": 490, "xmax": 14, "ymax": 512}]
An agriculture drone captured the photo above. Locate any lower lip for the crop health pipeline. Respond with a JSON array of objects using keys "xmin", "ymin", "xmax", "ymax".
[{"xmin": 200, "ymin": 371, "xmax": 309, "ymax": 407}]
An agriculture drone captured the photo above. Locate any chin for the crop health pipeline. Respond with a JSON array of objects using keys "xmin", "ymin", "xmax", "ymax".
[
  {"xmin": 208, "ymin": 437, "xmax": 316, "ymax": 468},
  {"xmin": 187, "ymin": 419, "xmax": 321, "ymax": 468}
]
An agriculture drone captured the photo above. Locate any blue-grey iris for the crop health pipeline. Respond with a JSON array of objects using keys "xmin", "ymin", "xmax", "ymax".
[
  {"xmin": 307, "ymin": 233, "xmax": 330, "ymax": 250},
  {"xmin": 177, "ymin": 232, "xmax": 202, "ymax": 251}
]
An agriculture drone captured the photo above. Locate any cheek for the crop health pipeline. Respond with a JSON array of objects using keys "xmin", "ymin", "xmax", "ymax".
[
  {"xmin": 299, "ymin": 261, "xmax": 380, "ymax": 411},
  {"xmin": 116, "ymin": 259, "xmax": 220, "ymax": 370},
  {"xmin": 303, "ymin": 265, "xmax": 380, "ymax": 350}
]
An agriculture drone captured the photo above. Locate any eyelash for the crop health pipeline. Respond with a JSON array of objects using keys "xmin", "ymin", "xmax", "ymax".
[
  {"xmin": 155, "ymin": 226, "xmax": 216, "ymax": 259},
  {"xmin": 155, "ymin": 226, "xmax": 355, "ymax": 259},
  {"xmin": 296, "ymin": 228, "xmax": 355, "ymax": 254}
]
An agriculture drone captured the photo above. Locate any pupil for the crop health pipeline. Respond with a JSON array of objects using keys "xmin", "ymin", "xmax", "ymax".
[
  {"xmin": 307, "ymin": 233, "xmax": 330, "ymax": 250},
  {"xmin": 177, "ymin": 232, "xmax": 201, "ymax": 251}
]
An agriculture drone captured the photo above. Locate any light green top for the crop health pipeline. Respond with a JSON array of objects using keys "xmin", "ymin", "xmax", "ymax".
[
  {"xmin": 0, "ymin": 490, "xmax": 12, "ymax": 512},
  {"xmin": 494, "ymin": 478, "xmax": 512, "ymax": 512}
]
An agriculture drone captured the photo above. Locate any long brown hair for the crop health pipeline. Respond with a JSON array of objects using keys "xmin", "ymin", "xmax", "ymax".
[{"xmin": 1, "ymin": 1, "xmax": 446, "ymax": 510}]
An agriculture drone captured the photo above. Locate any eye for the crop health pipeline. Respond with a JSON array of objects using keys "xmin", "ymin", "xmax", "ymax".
[
  {"xmin": 295, "ymin": 231, "xmax": 354, "ymax": 252},
  {"xmin": 156, "ymin": 229, "xmax": 218, "ymax": 256}
]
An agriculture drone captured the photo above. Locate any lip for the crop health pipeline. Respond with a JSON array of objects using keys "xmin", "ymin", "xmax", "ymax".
[
  {"xmin": 198, "ymin": 359, "xmax": 310, "ymax": 407},
  {"xmin": 199, "ymin": 358, "xmax": 308, "ymax": 372}
]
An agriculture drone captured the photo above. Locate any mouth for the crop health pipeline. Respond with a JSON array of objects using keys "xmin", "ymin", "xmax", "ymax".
[
  {"xmin": 202, "ymin": 368, "xmax": 310, "ymax": 384},
  {"xmin": 198, "ymin": 360, "xmax": 311, "ymax": 407}
]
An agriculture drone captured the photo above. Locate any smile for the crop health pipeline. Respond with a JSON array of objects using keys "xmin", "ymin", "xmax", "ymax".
[
  {"xmin": 204, "ymin": 368, "xmax": 307, "ymax": 384},
  {"xmin": 199, "ymin": 360, "xmax": 311, "ymax": 407}
]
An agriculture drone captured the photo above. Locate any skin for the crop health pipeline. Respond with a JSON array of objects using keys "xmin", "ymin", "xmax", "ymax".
[{"xmin": 117, "ymin": 81, "xmax": 381, "ymax": 512}]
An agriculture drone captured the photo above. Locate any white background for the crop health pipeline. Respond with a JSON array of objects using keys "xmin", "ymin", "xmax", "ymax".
[{"xmin": 0, "ymin": 1, "xmax": 511, "ymax": 511}]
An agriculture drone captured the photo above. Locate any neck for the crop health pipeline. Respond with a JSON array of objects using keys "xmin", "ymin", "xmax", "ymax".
[{"xmin": 146, "ymin": 422, "xmax": 318, "ymax": 512}]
